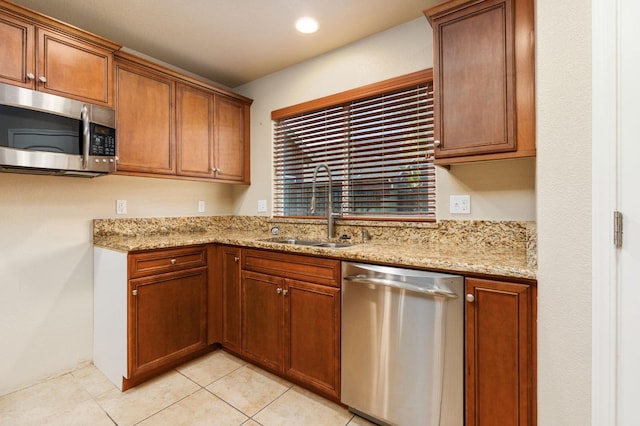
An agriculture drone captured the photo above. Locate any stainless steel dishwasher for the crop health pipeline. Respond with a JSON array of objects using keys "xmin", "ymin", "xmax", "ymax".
[{"xmin": 341, "ymin": 262, "xmax": 463, "ymax": 426}]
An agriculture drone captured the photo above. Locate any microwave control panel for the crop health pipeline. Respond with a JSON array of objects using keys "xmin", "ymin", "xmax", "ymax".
[{"xmin": 89, "ymin": 123, "xmax": 116, "ymax": 156}]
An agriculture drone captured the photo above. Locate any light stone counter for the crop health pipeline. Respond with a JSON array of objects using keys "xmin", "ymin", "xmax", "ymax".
[{"xmin": 93, "ymin": 216, "xmax": 536, "ymax": 281}]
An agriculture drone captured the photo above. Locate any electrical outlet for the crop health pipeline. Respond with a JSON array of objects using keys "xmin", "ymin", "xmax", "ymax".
[
  {"xmin": 116, "ymin": 199, "xmax": 127, "ymax": 215},
  {"xmin": 450, "ymin": 195, "xmax": 470, "ymax": 214},
  {"xmin": 257, "ymin": 199, "xmax": 267, "ymax": 213},
  {"xmin": 198, "ymin": 200, "xmax": 205, "ymax": 213}
]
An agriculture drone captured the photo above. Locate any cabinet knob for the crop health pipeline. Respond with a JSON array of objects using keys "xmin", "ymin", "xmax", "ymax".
[
  {"xmin": 234, "ymin": 256, "xmax": 239, "ymax": 263},
  {"xmin": 282, "ymin": 289, "xmax": 288, "ymax": 296},
  {"xmin": 466, "ymin": 294, "xmax": 475, "ymax": 303},
  {"xmin": 38, "ymin": 76, "xmax": 47, "ymax": 83},
  {"xmin": 170, "ymin": 259, "xmax": 177, "ymax": 265},
  {"xmin": 434, "ymin": 140, "xmax": 441, "ymax": 147},
  {"xmin": 132, "ymin": 289, "xmax": 138, "ymax": 296},
  {"xmin": 26, "ymin": 73, "xmax": 35, "ymax": 80},
  {"xmin": 276, "ymin": 288, "xmax": 282, "ymax": 294}
]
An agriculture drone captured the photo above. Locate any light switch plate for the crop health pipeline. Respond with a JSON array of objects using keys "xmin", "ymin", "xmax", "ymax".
[
  {"xmin": 257, "ymin": 199, "xmax": 267, "ymax": 213},
  {"xmin": 450, "ymin": 195, "xmax": 471, "ymax": 214},
  {"xmin": 198, "ymin": 200, "xmax": 205, "ymax": 213}
]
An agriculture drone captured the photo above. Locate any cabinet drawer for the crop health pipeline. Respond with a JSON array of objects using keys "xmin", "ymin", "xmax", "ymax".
[
  {"xmin": 242, "ymin": 248, "xmax": 340, "ymax": 287},
  {"xmin": 129, "ymin": 245, "xmax": 207, "ymax": 278}
]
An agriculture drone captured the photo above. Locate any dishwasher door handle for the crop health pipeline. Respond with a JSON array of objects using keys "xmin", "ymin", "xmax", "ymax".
[{"xmin": 343, "ymin": 275, "xmax": 458, "ymax": 298}]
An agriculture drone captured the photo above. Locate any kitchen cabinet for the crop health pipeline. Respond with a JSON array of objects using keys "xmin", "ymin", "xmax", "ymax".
[
  {"xmin": 240, "ymin": 249, "xmax": 341, "ymax": 401},
  {"xmin": 0, "ymin": 1, "xmax": 119, "ymax": 106},
  {"xmin": 465, "ymin": 277, "xmax": 536, "ymax": 426},
  {"xmin": 425, "ymin": 0, "xmax": 535, "ymax": 165},
  {"xmin": 177, "ymin": 85, "xmax": 249, "ymax": 182},
  {"xmin": 114, "ymin": 51, "xmax": 252, "ymax": 183},
  {"xmin": 115, "ymin": 57, "xmax": 176, "ymax": 175},
  {"xmin": 220, "ymin": 245, "xmax": 242, "ymax": 353},
  {"xmin": 94, "ymin": 245, "xmax": 210, "ymax": 390},
  {"xmin": 213, "ymin": 94, "xmax": 249, "ymax": 182}
]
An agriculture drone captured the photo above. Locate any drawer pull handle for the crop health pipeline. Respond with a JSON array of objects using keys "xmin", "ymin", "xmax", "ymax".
[{"xmin": 170, "ymin": 259, "xmax": 177, "ymax": 265}]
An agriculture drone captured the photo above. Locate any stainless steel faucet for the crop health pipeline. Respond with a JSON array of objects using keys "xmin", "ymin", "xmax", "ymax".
[{"xmin": 310, "ymin": 163, "xmax": 337, "ymax": 239}]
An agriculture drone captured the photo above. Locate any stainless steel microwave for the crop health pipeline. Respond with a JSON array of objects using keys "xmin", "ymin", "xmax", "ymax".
[{"xmin": 0, "ymin": 83, "xmax": 116, "ymax": 177}]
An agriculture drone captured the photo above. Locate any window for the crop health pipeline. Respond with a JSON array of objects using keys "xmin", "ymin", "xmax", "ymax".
[{"xmin": 272, "ymin": 70, "xmax": 435, "ymax": 221}]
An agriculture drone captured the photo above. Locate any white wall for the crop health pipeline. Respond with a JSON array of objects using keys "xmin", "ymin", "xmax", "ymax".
[
  {"xmin": 234, "ymin": 17, "xmax": 537, "ymax": 221},
  {"xmin": 536, "ymin": 0, "xmax": 592, "ymax": 424},
  {"xmin": 0, "ymin": 173, "xmax": 234, "ymax": 395}
]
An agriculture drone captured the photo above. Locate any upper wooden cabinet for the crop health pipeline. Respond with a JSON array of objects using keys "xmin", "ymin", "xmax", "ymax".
[
  {"xmin": 213, "ymin": 95, "xmax": 249, "ymax": 182},
  {"xmin": 425, "ymin": 0, "xmax": 535, "ymax": 165},
  {"xmin": 115, "ymin": 59, "xmax": 176, "ymax": 175},
  {"xmin": 177, "ymin": 85, "xmax": 249, "ymax": 182},
  {"xmin": 115, "ymin": 52, "xmax": 252, "ymax": 183},
  {"xmin": 0, "ymin": 1, "xmax": 119, "ymax": 106}
]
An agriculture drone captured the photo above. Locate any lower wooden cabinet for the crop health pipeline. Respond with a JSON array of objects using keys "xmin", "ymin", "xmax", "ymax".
[
  {"xmin": 94, "ymin": 245, "xmax": 210, "ymax": 390},
  {"xmin": 237, "ymin": 249, "xmax": 342, "ymax": 401},
  {"xmin": 465, "ymin": 277, "xmax": 536, "ymax": 426},
  {"xmin": 285, "ymin": 278, "xmax": 341, "ymax": 396},
  {"xmin": 220, "ymin": 245, "xmax": 242, "ymax": 352},
  {"xmin": 128, "ymin": 268, "xmax": 208, "ymax": 380},
  {"xmin": 241, "ymin": 270, "xmax": 284, "ymax": 371}
]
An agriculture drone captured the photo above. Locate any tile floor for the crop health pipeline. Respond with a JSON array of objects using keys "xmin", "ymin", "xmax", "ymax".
[{"xmin": 0, "ymin": 350, "xmax": 376, "ymax": 426}]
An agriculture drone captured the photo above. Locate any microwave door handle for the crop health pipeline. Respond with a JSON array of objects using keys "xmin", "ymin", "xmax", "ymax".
[{"xmin": 81, "ymin": 105, "xmax": 89, "ymax": 169}]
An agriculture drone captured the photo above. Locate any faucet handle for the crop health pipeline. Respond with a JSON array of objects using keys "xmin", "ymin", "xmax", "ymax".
[{"xmin": 310, "ymin": 195, "xmax": 316, "ymax": 214}]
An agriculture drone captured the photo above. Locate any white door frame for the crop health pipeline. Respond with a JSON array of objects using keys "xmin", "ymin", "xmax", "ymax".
[{"xmin": 592, "ymin": 0, "xmax": 619, "ymax": 424}]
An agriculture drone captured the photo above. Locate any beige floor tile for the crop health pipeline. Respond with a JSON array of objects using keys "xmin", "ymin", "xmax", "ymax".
[
  {"xmin": 137, "ymin": 389, "xmax": 247, "ymax": 426},
  {"xmin": 241, "ymin": 420, "xmax": 262, "ymax": 426},
  {"xmin": 95, "ymin": 370, "xmax": 199, "ymax": 426},
  {"xmin": 0, "ymin": 373, "xmax": 93, "ymax": 424},
  {"xmin": 206, "ymin": 364, "xmax": 292, "ymax": 417},
  {"xmin": 176, "ymin": 350, "xmax": 245, "ymax": 387},
  {"xmin": 35, "ymin": 399, "xmax": 115, "ymax": 426},
  {"xmin": 72, "ymin": 364, "xmax": 119, "ymax": 398},
  {"xmin": 253, "ymin": 386, "xmax": 352, "ymax": 426}
]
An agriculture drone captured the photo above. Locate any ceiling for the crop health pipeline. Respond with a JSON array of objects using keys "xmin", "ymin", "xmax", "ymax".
[{"xmin": 9, "ymin": 0, "xmax": 439, "ymax": 88}]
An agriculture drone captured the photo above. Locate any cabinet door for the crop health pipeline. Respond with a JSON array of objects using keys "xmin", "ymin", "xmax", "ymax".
[
  {"xmin": 214, "ymin": 95, "xmax": 247, "ymax": 182},
  {"xmin": 285, "ymin": 279, "xmax": 341, "ymax": 400},
  {"xmin": 128, "ymin": 267, "xmax": 208, "ymax": 378},
  {"xmin": 432, "ymin": 0, "xmax": 515, "ymax": 159},
  {"xmin": 0, "ymin": 12, "xmax": 34, "ymax": 88},
  {"xmin": 37, "ymin": 28, "xmax": 112, "ymax": 105},
  {"xmin": 221, "ymin": 246, "xmax": 242, "ymax": 352},
  {"xmin": 241, "ymin": 270, "xmax": 283, "ymax": 372},
  {"xmin": 465, "ymin": 277, "xmax": 535, "ymax": 426},
  {"xmin": 177, "ymin": 83, "xmax": 215, "ymax": 178},
  {"xmin": 116, "ymin": 61, "xmax": 175, "ymax": 175}
]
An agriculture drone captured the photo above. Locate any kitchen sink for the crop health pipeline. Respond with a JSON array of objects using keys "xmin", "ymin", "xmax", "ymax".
[{"xmin": 258, "ymin": 237, "xmax": 354, "ymax": 248}]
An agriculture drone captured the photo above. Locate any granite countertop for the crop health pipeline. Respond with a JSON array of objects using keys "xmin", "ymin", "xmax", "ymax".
[{"xmin": 93, "ymin": 229, "xmax": 536, "ymax": 281}]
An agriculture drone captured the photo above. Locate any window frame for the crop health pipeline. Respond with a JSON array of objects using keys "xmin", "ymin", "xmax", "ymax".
[{"xmin": 271, "ymin": 69, "xmax": 435, "ymax": 222}]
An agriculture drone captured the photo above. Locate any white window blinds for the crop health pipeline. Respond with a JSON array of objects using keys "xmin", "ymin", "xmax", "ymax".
[{"xmin": 273, "ymin": 73, "xmax": 435, "ymax": 220}]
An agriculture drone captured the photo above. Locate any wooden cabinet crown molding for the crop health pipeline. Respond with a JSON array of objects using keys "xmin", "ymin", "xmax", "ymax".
[
  {"xmin": 0, "ymin": 0, "xmax": 120, "ymax": 51},
  {"xmin": 114, "ymin": 50, "xmax": 252, "ymax": 105}
]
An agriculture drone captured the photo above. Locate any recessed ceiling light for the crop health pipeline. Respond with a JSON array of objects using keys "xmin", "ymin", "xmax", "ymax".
[{"xmin": 295, "ymin": 17, "xmax": 319, "ymax": 34}]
